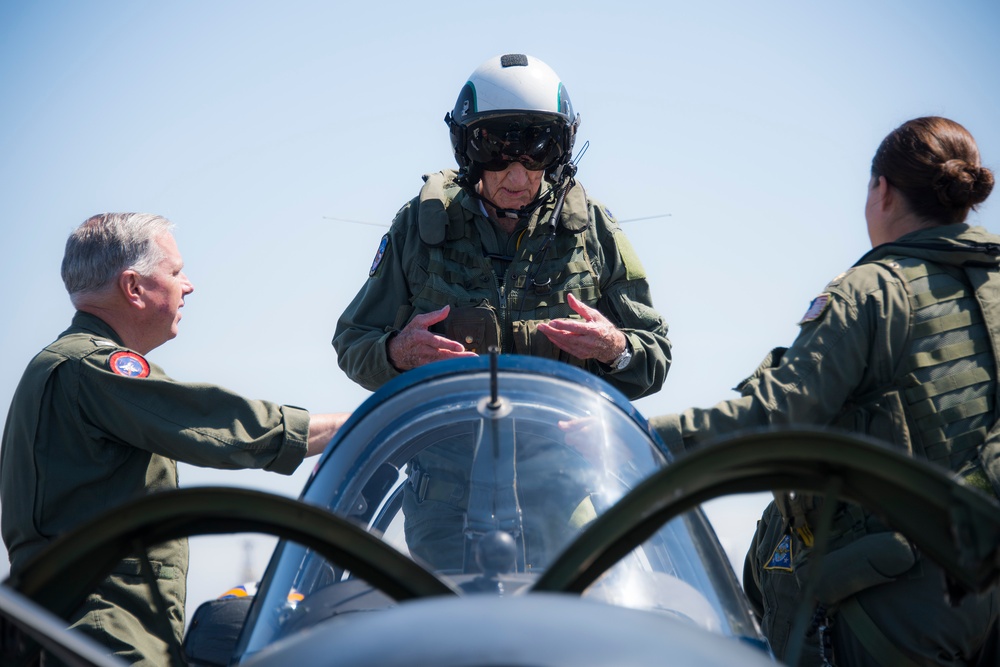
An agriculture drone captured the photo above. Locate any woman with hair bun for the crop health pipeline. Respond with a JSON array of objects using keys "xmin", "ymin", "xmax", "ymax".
[
  {"xmin": 869, "ymin": 116, "xmax": 994, "ymax": 233},
  {"xmin": 650, "ymin": 117, "xmax": 999, "ymax": 666}
]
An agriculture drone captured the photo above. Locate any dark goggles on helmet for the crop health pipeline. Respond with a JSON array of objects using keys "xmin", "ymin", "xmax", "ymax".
[{"xmin": 464, "ymin": 116, "xmax": 568, "ymax": 172}]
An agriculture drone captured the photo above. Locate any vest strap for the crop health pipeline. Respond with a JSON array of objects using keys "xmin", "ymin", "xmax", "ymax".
[
  {"xmin": 906, "ymin": 337, "xmax": 990, "ymax": 373},
  {"xmin": 924, "ymin": 427, "xmax": 986, "ymax": 458},
  {"xmin": 916, "ymin": 395, "xmax": 991, "ymax": 431},
  {"xmin": 905, "ymin": 366, "xmax": 992, "ymax": 405},
  {"xmin": 911, "ymin": 309, "xmax": 981, "ymax": 339},
  {"xmin": 910, "ymin": 284, "xmax": 966, "ymax": 309}
]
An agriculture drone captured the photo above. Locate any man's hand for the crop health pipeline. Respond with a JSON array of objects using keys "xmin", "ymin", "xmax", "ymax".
[
  {"xmin": 388, "ymin": 305, "xmax": 478, "ymax": 371},
  {"xmin": 537, "ymin": 293, "xmax": 627, "ymax": 364}
]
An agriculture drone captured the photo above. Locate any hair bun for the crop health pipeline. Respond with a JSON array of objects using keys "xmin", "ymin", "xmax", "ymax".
[{"xmin": 933, "ymin": 159, "xmax": 995, "ymax": 208}]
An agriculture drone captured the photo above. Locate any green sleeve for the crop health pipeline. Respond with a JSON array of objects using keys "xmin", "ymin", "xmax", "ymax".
[
  {"xmin": 333, "ymin": 207, "xmax": 419, "ymax": 391},
  {"xmin": 588, "ymin": 201, "xmax": 672, "ymax": 400},
  {"xmin": 652, "ymin": 264, "xmax": 909, "ymax": 450},
  {"xmin": 78, "ymin": 349, "xmax": 309, "ymax": 474}
]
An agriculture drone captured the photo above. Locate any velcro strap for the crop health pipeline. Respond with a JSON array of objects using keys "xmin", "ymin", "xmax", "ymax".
[
  {"xmin": 895, "ymin": 261, "xmax": 936, "ymax": 281},
  {"xmin": 904, "ymin": 367, "xmax": 992, "ymax": 404},
  {"xmin": 923, "ymin": 426, "xmax": 987, "ymax": 459},
  {"xmin": 905, "ymin": 337, "xmax": 990, "ymax": 373},
  {"xmin": 916, "ymin": 396, "xmax": 991, "ymax": 431},
  {"xmin": 910, "ymin": 284, "xmax": 969, "ymax": 309},
  {"xmin": 911, "ymin": 309, "xmax": 981, "ymax": 338}
]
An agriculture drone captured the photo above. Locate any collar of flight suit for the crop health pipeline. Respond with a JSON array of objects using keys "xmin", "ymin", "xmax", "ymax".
[{"xmin": 417, "ymin": 169, "xmax": 589, "ymax": 247}]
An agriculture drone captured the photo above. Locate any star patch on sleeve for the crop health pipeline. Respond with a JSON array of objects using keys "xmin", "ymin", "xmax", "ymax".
[
  {"xmin": 798, "ymin": 293, "xmax": 831, "ymax": 325},
  {"xmin": 109, "ymin": 351, "xmax": 150, "ymax": 378}
]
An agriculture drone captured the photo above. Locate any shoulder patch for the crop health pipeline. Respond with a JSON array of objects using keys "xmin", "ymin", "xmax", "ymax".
[
  {"xmin": 798, "ymin": 293, "xmax": 830, "ymax": 325},
  {"xmin": 109, "ymin": 351, "xmax": 150, "ymax": 378},
  {"xmin": 613, "ymin": 230, "xmax": 647, "ymax": 281},
  {"xmin": 369, "ymin": 234, "xmax": 389, "ymax": 277},
  {"xmin": 825, "ymin": 269, "xmax": 853, "ymax": 289},
  {"xmin": 763, "ymin": 533, "xmax": 794, "ymax": 571}
]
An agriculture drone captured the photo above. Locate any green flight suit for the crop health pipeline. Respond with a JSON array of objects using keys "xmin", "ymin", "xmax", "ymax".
[
  {"xmin": 1, "ymin": 311, "xmax": 311, "ymax": 666},
  {"xmin": 332, "ymin": 170, "xmax": 671, "ymax": 399},
  {"xmin": 652, "ymin": 224, "xmax": 1000, "ymax": 666},
  {"xmin": 333, "ymin": 171, "xmax": 671, "ymax": 571}
]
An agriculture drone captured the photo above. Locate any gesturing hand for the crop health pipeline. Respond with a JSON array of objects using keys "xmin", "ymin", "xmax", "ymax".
[
  {"xmin": 388, "ymin": 305, "xmax": 479, "ymax": 371},
  {"xmin": 536, "ymin": 293, "xmax": 627, "ymax": 365}
]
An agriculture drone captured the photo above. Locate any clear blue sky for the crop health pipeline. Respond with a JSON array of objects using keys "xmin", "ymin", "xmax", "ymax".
[{"xmin": 2, "ymin": 0, "xmax": 998, "ymax": 622}]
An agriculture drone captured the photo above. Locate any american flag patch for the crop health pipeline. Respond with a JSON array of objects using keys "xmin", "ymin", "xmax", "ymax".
[{"xmin": 798, "ymin": 294, "xmax": 830, "ymax": 325}]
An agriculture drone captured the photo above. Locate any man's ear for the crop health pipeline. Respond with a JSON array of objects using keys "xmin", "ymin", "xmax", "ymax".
[{"xmin": 119, "ymin": 270, "xmax": 145, "ymax": 309}]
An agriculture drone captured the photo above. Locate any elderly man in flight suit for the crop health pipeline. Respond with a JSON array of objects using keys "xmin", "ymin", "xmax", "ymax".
[
  {"xmin": 333, "ymin": 54, "xmax": 671, "ymax": 571},
  {"xmin": 1, "ymin": 213, "xmax": 349, "ymax": 666}
]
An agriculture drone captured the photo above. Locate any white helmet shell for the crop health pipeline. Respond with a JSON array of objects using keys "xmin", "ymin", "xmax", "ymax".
[
  {"xmin": 455, "ymin": 53, "xmax": 574, "ymax": 122},
  {"xmin": 446, "ymin": 53, "xmax": 580, "ymax": 183}
]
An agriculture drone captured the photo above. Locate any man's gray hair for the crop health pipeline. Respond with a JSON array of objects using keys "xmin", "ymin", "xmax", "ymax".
[{"xmin": 61, "ymin": 213, "xmax": 175, "ymax": 297}]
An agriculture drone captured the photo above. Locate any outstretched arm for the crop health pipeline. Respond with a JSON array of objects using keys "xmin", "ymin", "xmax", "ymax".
[{"xmin": 307, "ymin": 412, "xmax": 352, "ymax": 457}]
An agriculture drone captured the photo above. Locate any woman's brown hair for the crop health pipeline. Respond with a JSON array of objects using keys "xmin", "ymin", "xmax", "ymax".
[{"xmin": 871, "ymin": 116, "xmax": 994, "ymax": 225}]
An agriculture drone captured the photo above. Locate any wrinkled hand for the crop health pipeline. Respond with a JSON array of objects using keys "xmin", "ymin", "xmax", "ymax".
[
  {"xmin": 388, "ymin": 305, "xmax": 478, "ymax": 371},
  {"xmin": 536, "ymin": 293, "xmax": 627, "ymax": 364}
]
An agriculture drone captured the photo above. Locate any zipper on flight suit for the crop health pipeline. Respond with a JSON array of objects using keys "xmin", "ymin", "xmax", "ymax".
[
  {"xmin": 492, "ymin": 269, "xmax": 509, "ymax": 352},
  {"xmin": 483, "ymin": 234, "xmax": 522, "ymax": 353}
]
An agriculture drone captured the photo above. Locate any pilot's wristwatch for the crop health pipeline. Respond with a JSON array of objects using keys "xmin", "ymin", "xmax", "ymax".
[{"xmin": 611, "ymin": 341, "xmax": 633, "ymax": 371}]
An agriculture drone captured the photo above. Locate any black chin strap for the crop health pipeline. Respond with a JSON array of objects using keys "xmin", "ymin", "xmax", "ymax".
[
  {"xmin": 456, "ymin": 141, "xmax": 589, "ymax": 224},
  {"xmin": 467, "ymin": 182, "xmax": 555, "ymax": 221}
]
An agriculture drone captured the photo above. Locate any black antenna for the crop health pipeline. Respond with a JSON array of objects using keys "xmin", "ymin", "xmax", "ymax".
[
  {"xmin": 322, "ymin": 216, "xmax": 389, "ymax": 228},
  {"xmin": 488, "ymin": 346, "xmax": 501, "ymax": 410},
  {"xmin": 619, "ymin": 213, "xmax": 672, "ymax": 223}
]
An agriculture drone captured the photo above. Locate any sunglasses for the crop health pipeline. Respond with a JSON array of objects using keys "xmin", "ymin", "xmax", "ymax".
[{"xmin": 465, "ymin": 117, "xmax": 568, "ymax": 172}]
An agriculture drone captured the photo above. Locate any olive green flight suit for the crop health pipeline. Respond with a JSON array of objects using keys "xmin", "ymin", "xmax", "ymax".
[
  {"xmin": 332, "ymin": 170, "xmax": 671, "ymax": 399},
  {"xmin": 1, "ymin": 311, "xmax": 311, "ymax": 666},
  {"xmin": 652, "ymin": 224, "xmax": 1000, "ymax": 666},
  {"xmin": 333, "ymin": 170, "xmax": 671, "ymax": 571}
]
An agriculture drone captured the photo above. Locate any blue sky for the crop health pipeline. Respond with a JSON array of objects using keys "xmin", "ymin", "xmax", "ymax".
[{"xmin": 2, "ymin": 0, "xmax": 998, "ymax": 620}]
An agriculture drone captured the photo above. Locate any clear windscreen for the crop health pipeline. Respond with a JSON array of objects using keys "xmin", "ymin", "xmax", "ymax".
[{"xmin": 237, "ymin": 365, "xmax": 756, "ymax": 659}]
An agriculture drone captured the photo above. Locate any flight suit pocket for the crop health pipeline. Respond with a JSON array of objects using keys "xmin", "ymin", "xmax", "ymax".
[
  {"xmin": 809, "ymin": 531, "xmax": 916, "ymax": 605},
  {"xmin": 429, "ymin": 305, "xmax": 500, "ymax": 354},
  {"xmin": 837, "ymin": 391, "xmax": 913, "ymax": 454},
  {"xmin": 511, "ymin": 320, "xmax": 586, "ymax": 368}
]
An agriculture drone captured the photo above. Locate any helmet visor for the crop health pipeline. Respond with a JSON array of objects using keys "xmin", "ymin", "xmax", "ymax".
[{"xmin": 466, "ymin": 115, "xmax": 568, "ymax": 172}]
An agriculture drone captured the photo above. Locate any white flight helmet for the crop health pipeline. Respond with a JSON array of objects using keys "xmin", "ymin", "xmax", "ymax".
[{"xmin": 445, "ymin": 53, "xmax": 580, "ymax": 186}]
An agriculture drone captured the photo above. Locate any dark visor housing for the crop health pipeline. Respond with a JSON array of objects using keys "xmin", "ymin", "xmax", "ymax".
[{"xmin": 464, "ymin": 114, "xmax": 569, "ymax": 172}]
